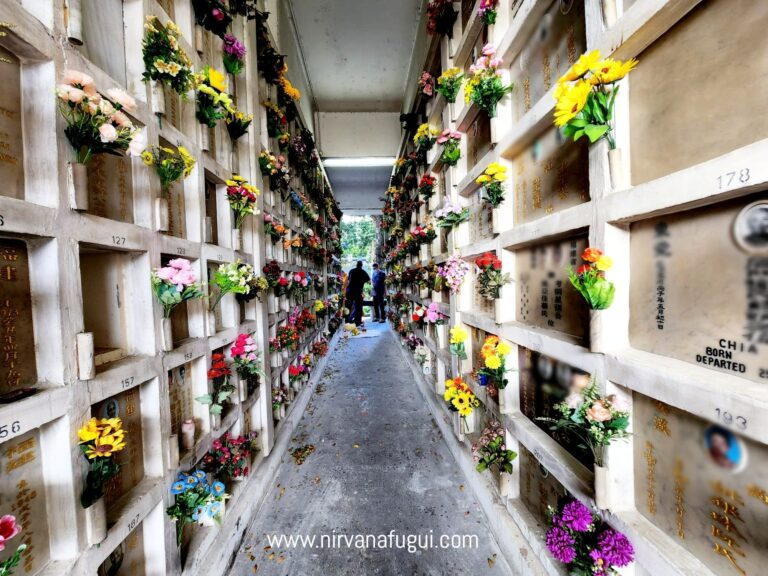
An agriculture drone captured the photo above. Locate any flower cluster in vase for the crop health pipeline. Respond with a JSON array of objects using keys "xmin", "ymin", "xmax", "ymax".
[
  {"xmin": 437, "ymin": 130, "xmax": 462, "ymax": 166},
  {"xmin": 464, "ymin": 44, "xmax": 513, "ymax": 118},
  {"xmin": 203, "ymin": 432, "xmax": 255, "ymax": 482},
  {"xmin": 545, "ymin": 498, "xmax": 634, "ymax": 574},
  {"xmin": 472, "ymin": 420, "xmax": 516, "ymax": 474},
  {"xmin": 475, "ymin": 252, "xmax": 511, "ymax": 300},
  {"xmin": 434, "ymin": 199, "xmax": 469, "ymax": 229},
  {"xmin": 438, "ymin": 254, "xmax": 471, "ymax": 294},
  {"xmin": 476, "ymin": 162, "xmax": 508, "ymax": 208},
  {"xmin": 152, "ymin": 258, "xmax": 204, "ymax": 318},
  {"xmin": 436, "ymin": 68, "xmax": 464, "ymax": 103},
  {"xmin": 478, "ymin": 0, "xmax": 499, "ymax": 25},
  {"xmin": 141, "ymin": 145, "xmax": 196, "ymax": 193},
  {"xmin": 477, "ymin": 336, "xmax": 512, "ymax": 389},
  {"xmin": 231, "ymin": 333, "xmax": 262, "ymax": 380},
  {"xmin": 196, "ymin": 353, "xmax": 236, "ymax": 416},
  {"xmin": 77, "ymin": 417, "xmax": 128, "ymax": 508},
  {"xmin": 167, "ymin": 470, "xmax": 229, "ymax": 545},
  {"xmin": 0, "ymin": 515, "xmax": 26, "ymax": 575},
  {"xmin": 141, "ymin": 16, "xmax": 195, "ymax": 96},
  {"xmin": 449, "ymin": 324, "xmax": 468, "ymax": 359},
  {"xmin": 57, "ymin": 70, "xmax": 144, "ymax": 165},
  {"xmin": 426, "ymin": 0, "xmax": 458, "ymax": 37},
  {"xmin": 226, "ymin": 174, "xmax": 260, "ymax": 230},
  {"xmin": 444, "ymin": 376, "xmax": 479, "ymax": 418},
  {"xmin": 568, "ymin": 247, "xmax": 615, "ymax": 310}
]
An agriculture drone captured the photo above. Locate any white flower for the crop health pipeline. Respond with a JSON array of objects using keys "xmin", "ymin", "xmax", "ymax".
[
  {"xmin": 99, "ymin": 123, "xmax": 118, "ymax": 143},
  {"xmin": 127, "ymin": 130, "xmax": 146, "ymax": 156},
  {"xmin": 564, "ymin": 393, "xmax": 584, "ymax": 410}
]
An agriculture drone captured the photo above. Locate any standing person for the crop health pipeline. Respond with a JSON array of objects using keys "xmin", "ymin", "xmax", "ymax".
[
  {"xmin": 371, "ymin": 263, "xmax": 387, "ymax": 323},
  {"xmin": 346, "ymin": 261, "xmax": 370, "ymax": 326}
]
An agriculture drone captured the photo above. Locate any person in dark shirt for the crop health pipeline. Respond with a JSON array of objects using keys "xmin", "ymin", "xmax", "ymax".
[
  {"xmin": 346, "ymin": 261, "xmax": 370, "ymax": 326},
  {"xmin": 371, "ymin": 263, "xmax": 386, "ymax": 323}
]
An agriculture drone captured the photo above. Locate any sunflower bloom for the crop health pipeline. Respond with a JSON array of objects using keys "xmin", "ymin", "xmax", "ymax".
[
  {"xmin": 554, "ymin": 80, "xmax": 591, "ymax": 127},
  {"xmin": 590, "ymin": 57, "xmax": 638, "ymax": 85},
  {"xmin": 559, "ymin": 50, "xmax": 601, "ymax": 83},
  {"xmin": 207, "ymin": 68, "xmax": 227, "ymax": 92}
]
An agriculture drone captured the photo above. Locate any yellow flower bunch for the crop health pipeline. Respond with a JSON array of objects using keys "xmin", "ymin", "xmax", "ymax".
[
  {"xmin": 439, "ymin": 67, "xmax": 463, "ymax": 81},
  {"xmin": 279, "ymin": 76, "xmax": 301, "ymax": 101},
  {"xmin": 480, "ymin": 336, "xmax": 511, "ymax": 370},
  {"xmin": 141, "ymin": 145, "xmax": 196, "ymax": 190},
  {"xmin": 413, "ymin": 123, "xmax": 440, "ymax": 146},
  {"xmin": 437, "ymin": 68, "xmax": 464, "ymax": 103},
  {"xmin": 449, "ymin": 325, "xmax": 468, "ymax": 345},
  {"xmin": 554, "ymin": 50, "xmax": 638, "ymax": 147},
  {"xmin": 476, "ymin": 162, "xmax": 507, "ymax": 185},
  {"xmin": 78, "ymin": 417, "xmax": 127, "ymax": 460},
  {"xmin": 314, "ymin": 299, "xmax": 325, "ymax": 313},
  {"xmin": 443, "ymin": 377, "xmax": 479, "ymax": 417},
  {"xmin": 463, "ymin": 74, "xmax": 481, "ymax": 104}
]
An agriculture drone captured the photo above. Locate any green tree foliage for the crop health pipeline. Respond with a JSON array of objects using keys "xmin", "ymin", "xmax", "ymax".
[{"xmin": 341, "ymin": 216, "xmax": 376, "ymax": 262}]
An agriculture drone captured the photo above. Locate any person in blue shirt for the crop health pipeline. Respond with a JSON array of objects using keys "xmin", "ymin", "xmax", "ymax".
[{"xmin": 371, "ymin": 263, "xmax": 386, "ymax": 323}]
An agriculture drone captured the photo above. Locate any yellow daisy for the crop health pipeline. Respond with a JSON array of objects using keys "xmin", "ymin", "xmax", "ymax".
[
  {"xmin": 559, "ymin": 50, "xmax": 601, "ymax": 83},
  {"xmin": 554, "ymin": 80, "xmax": 591, "ymax": 127}
]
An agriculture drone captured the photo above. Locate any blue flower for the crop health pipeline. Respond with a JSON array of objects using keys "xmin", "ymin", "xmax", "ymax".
[
  {"xmin": 208, "ymin": 501, "xmax": 221, "ymax": 516},
  {"xmin": 194, "ymin": 470, "xmax": 207, "ymax": 481},
  {"xmin": 211, "ymin": 481, "xmax": 226, "ymax": 496},
  {"xmin": 185, "ymin": 475, "xmax": 199, "ymax": 487},
  {"xmin": 171, "ymin": 481, "xmax": 186, "ymax": 495}
]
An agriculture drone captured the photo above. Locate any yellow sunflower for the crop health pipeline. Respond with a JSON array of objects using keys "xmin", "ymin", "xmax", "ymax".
[
  {"xmin": 559, "ymin": 50, "xmax": 601, "ymax": 83},
  {"xmin": 590, "ymin": 57, "xmax": 638, "ymax": 85},
  {"xmin": 554, "ymin": 80, "xmax": 591, "ymax": 127},
  {"xmin": 206, "ymin": 67, "xmax": 227, "ymax": 92}
]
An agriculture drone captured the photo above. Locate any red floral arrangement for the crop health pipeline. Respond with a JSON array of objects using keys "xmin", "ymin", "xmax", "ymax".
[
  {"xmin": 476, "ymin": 251, "xmax": 502, "ymax": 270},
  {"xmin": 418, "ymin": 174, "xmax": 437, "ymax": 199},
  {"xmin": 276, "ymin": 324, "xmax": 299, "ymax": 351},
  {"xmin": 426, "ymin": 0, "xmax": 458, "ymax": 37},
  {"xmin": 207, "ymin": 353, "xmax": 231, "ymax": 381},
  {"xmin": 262, "ymin": 260, "xmax": 282, "ymax": 287},
  {"xmin": 311, "ymin": 338, "xmax": 329, "ymax": 357},
  {"xmin": 204, "ymin": 432, "xmax": 253, "ymax": 481}
]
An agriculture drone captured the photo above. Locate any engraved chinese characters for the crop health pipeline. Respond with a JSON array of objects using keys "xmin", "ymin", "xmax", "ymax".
[
  {"xmin": 633, "ymin": 395, "xmax": 768, "ymax": 576},
  {"xmin": 519, "ymin": 446, "xmax": 564, "ymax": 524},
  {"xmin": 87, "ymin": 154, "xmax": 134, "ymax": 223},
  {"xmin": 0, "ymin": 46, "xmax": 24, "ymax": 200},
  {"xmin": 93, "ymin": 389, "xmax": 145, "ymax": 509},
  {"xmin": 0, "ymin": 430, "xmax": 50, "ymax": 572},
  {"xmin": 0, "ymin": 239, "xmax": 37, "ymax": 394},
  {"xmin": 516, "ymin": 235, "xmax": 590, "ymax": 339},
  {"xmin": 630, "ymin": 196, "xmax": 768, "ymax": 384}
]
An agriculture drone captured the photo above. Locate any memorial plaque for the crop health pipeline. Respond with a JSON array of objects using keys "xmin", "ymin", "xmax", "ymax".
[
  {"xmin": 169, "ymin": 362, "xmax": 194, "ymax": 442},
  {"xmin": 93, "ymin": 388, "xmax": 145, "ymax": 509},
  {"xmin": 468, "ymin": 197, "xmax": 492, "ymax": 243},
  {"xmin": 633, "ymin": 394, "xmax": 768, "ymax": 576},
  {"xmin": 629, "ymin": 195, "xmax": 768, "ymax": 384},
  {"xmin": 467, "ymin": 115, "xmax": 491, "ymax": 168},
  {"xmin": 630, "ymin": 0, "xmax": 768, "ymax": 185},
  {"xmin": 87, "ymin": 154, "xmax": 134, "ymax": 223},
  {"xmin": 0, "ymin": 429, "xmax": 50, "ymax": 573},
  {"xmin": 510, "ymin": 126, "xmax": 589, "ymax": 225},
  {"xmin": 516, "ymin": 235, "xmax": 589, "ymax": 340},
  {"xmin": 518, "ymin": 346, "xmax": 592, "ymax": 467},
  {"xmin": 0, "ymin": 239, "xmax": 37, "ymax": 394},
  {"xmin": 508, "ymin": 0, "xmax": 585, "ymax": 121},
  {"xmin": 167, "ymin": 178, "xmax": 186, "ymax": 239},
  {"xmin": 97, "ymin": 524, "xmax": 145, "ymax": 576},
  {"xmin": 519, "ymin": 445, "xmax": 565, "ymax": 525},
  {"xmin": 0, "ymin": 47, "xmax": 24, "ymax": 199},
  {"xmin": 205, "ymin": 179, "xmax": 218, "ymax": 244},
  {"xmin": 81, "ymin": 0, "xmax": 127, "ymax": 85}
]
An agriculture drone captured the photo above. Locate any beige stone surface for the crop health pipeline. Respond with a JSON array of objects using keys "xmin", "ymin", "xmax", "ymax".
[
  {"xmin": 630, "ymin": 0, "xmax": 768, "ymax": 185},
  {"xmin": 516, "ymin": 234, "xmax": 589, "ymax": 340},
  {"xmin": 629, "ymin": 194, "xmax": 768, "ymax": 384},
  {"xmin": 633, "ymin": 393, "xmax": 768, "ymax": 576},
  {"xmin": 519, "ymin": 444, "xmax": 564, "ymax": 524},
  {"xmin": 0, "ymin": 47, "xmax": 24, "ymax": 200}
]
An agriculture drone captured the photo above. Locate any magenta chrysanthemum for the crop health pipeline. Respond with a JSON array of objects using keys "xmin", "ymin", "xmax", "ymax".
[
  {"xmin": 545, "ymin": 526, "xmax": 576, "ymax": 563},
  {"xmin": 560, "ymin": 499, "xmax": 593, "ymax": 532},
  {"xmin": 222, "ymin": 34, "xmax": 246, "ymax": 59},
  {"xmin": 596, "ymin": 528, "xmax": 634, "ymax": 567}
]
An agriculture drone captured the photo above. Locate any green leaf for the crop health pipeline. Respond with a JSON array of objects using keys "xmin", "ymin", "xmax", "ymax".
[
  {"xmin": 209, "ymin": 403, "xmax": 223, "ymax": 415},
  {"xmin": 584, "ymin": 124, "xmax": 609, "ymax": 143}
]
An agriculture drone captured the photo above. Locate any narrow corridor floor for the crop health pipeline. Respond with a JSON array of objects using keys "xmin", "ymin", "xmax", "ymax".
[{"xmin": 228, "ymin": 321, "xmax": 511, "ymax": 575}]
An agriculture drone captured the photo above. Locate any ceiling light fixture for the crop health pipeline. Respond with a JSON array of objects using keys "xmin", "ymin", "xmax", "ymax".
[{"xmin": 323, "ymin": 157, "xmax": 397, "ymax": 168}]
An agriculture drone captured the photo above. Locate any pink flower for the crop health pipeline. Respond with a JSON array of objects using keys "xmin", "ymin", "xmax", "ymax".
[
  {"xmin": 156, "ymin": 266, "xmax": 177, "ymax": 282},
  {"xmin": 211, "ymin": 8, "xmax": 224, "ymax": 20},
  {"xmin": 111, "ymin": 111, "xmax": 133, "ymax": 129},
  {"xmin": 99, "ymin": 123, "xmax": 118, "ymax": 143},
  {"xmin": 62, "ymin": 69, "xmax": 94, "ymax": 88},
  {"xmin": 0, "ymin": 515, "xmax": 21, "ymax": 552},
  {"xmin": 169, "ymin": 258, "xmax": 192, "ymax": 271},
  {"xmin": 57, "ymin": 85, "xmax": 86, "ymax": 103},
  {"xmin": 482, "ymin": 43, "xmax": 496, "ymax": 56},
  {"xmin": 586, "ymin": 401, "xmax": 612, "ymax": 423},
  {"xmin": 173, "ymin": 270, "xmax": 197, "ymax": 289},
  {"xmin": 106, "ymin": 88, "xmax": 137, "ymax": 112},
  {"xmin": 490, "ymin": 57, "xmax": 503, "ymax": 68},
  {"xmin": 564, "ymin": 393, "xmax": 583, "ymax": 410},
  {"xmin": 450, "ymin": 131, "xmax": 462, "ymax": 139}
]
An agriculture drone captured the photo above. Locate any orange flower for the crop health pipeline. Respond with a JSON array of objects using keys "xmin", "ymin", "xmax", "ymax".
[{"xmin": 582, "ymin": 247, "xmax": 603, "ymax": 263}]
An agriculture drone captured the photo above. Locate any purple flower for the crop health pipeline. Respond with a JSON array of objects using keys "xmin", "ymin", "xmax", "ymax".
[
  {"xmin": 545, "ymin": 526, "xmax": 576, "ymax": 564},
  {"xmin": 222, "ymin": 34, "xmax": 246, "ymax": 59},
  {"xmin": 595, "ymin": 528, "xmax": 634, "ymax": 568},
  {"xmin": 560, "ymin": 499, "xmax": 593, "ymax": 532}
]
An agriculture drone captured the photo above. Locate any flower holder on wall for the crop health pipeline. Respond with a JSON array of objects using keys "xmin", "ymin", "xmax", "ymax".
[
  {"xmin": 68, "ymin": 162, "xmax": 89, "ymax": 211},
  {"xmin": 155, "ymin": 197, "xmax": 169, "ymax": 232},
  {"xmin": 66, "ymin": 0, "xmax": 84, "ymax": 44},
  {"xmin": 608, "ymin": 147, "xmax": 627, "ymax": 190},
  {"xmin": 85, "ymin": 498, "xmax": 107, "ymax": 546},
  {"xmin": 594, "ymin": 465, "xmax": 614, "ymax": 510},
  {"xmin": 76, "ymin": 332, "xmax": 95, "ymax": 380},
  {"xmin": 150, "ymin": 80, "xmax": 166, "ymax": 115},
  {"xmin": 160, "ymin": 317, "xmax": 173, "ymax": 351}
]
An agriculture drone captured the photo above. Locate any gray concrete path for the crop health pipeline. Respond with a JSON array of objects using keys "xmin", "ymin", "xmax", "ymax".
[{"xmin": 227, "ymin": 321, "xmax": 512, "ymax": 576}]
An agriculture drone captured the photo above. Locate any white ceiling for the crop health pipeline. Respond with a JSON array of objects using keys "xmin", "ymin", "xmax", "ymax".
[{"xmin": 289, "ymin": 0, "xmax": 422, "ymax": 113}]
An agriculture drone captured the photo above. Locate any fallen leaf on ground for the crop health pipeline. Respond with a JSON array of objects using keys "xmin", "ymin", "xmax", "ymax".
[
  {"xmin": 267, "ymin": 553, "xmax": 275, "ymax": 561},
  {"xmin": 314, "ymin": 476, "xmax": 321, "ymax": 484},
  {"xmin": 289, "ymin": 444, "xmax": 316, "ymax": 465},
  {"xmin": 488, "ymin": 554, "xmax": 497, "ymax": 567},
  {"xmin": 353, "ymin": 443, "xmax": 360, "ymax": 448},
  {"xmin": 459, "ymin": 484, "xmax": 465, "ymax": 491},
  {"xmin": 252, "ymin": 565, "xmax": 258, "ymax": 573}
]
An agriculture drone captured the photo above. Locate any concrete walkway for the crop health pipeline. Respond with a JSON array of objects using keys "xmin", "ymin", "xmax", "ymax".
[{"xmin": 228, "ymin": 321, "xmax": 512, "ymax": 575}]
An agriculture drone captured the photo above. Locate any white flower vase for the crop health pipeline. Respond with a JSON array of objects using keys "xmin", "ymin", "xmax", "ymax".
[
  {"xmin": 207, "ymin": 311, "xmax": 217, "ymax": 336},
  {"xmin": 66, "ymin": 0, "xmax": 84, "ymax": 44},
  {"xmin": 436, "ymin": 325, "xmax": 447, "ymax": 348},
  {"xmin": 232, "ymin": 228, "xmax": 242, "ymax": 251},
  {"xmin": 76, "ymin": 332, "xmax": 95, "ymax": 381},
  {"xmin": 280, "ymin": 295, "xmax": 289, "ymax": 312},
  {"xmin": 420, "ymin": 287, "xmax": 429, "ymax": 299},
  {"xmin": 69, "ymin": 162, "xmax": 89, "ymax": 211},
  {"xmin": 270, "ymin": 352, "xmax": 281, "ymax": 368},
  {"xmin": 160, "ymin": 318, "xmax": 173, "ymax": 352},
  {"xmin": 494, "ymin": 298, "xmax": 505, "ymax": 325},
  {"xmin": 602, "ymin": 0, "xmax": 618, "ymax": 28},
  {"xmin": 169, "ymin": 434, "xmax": 180, "ymax": 469},
  {"xmin": 200, "ymin": 124, "xmax": 210, "ymax": 152},
  {"xmin": 594, "ymin": 465, "xmax": 613, "ymax": 510},
  {"xmin": 155, "ymin": 197, "xmax": 169, "ymax": 232},
  {"xmin": 181, "ymin": 419, "xmax": 196, "ymax": 451},
  {"xmin": 608, "ymin": 148, "xmax": 627, "ymax": 190},
  {"xmin": 229, "ymin": 375, "xmax": 241, "ymax": 405},
  {"xmin": 194, "ymin": 25, "xmax": 204, "ymax": 55},
  {"xmin": 589, "ymin": 309, "xmax": 605, "ymax": 353},
  {"xmin": 499, "ymin": 471, "xmax": 512, "ymax": 497},
  {"xmin": 452, "ymin": 412, "xmax": 465, "ymax": 441},
  {"xmin": 238, "ymin": 376, "xmax": 248, "ymax": 402},
  {"xmin": 85, "ymin": 498, "xmax": 107, "ymax": 546},
  {"xmin": 491, "ymin": 208, "xmax": 502, "ymax": 234},
  {"xmin": 150, "ymin": 80, "xmax": 165, "ymax": 115},
  {"xmin": 281, "ymin": 349, "xmax": 290, "ymax": 361},
  {"xmin": 199, "ymin": 499, "xmax": 225, "ymax": 527},
  {"xmin": 211, "ymin": 412, "xmax": 221, "ymax": 431},
  {"xmin": 268, "ymin": 292, "xmax": 277, "ymax": 313}
]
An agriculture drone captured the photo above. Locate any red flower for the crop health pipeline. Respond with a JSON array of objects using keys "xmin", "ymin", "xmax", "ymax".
[
  {"xmin": 582, "ymin": 247, "xmax": 603, "ymax": 263},
  {"xmin": 577, "ymin": 264, "xmax": 590, "ymax": 275}
]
